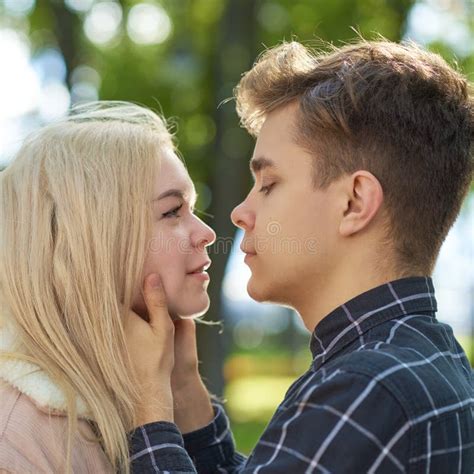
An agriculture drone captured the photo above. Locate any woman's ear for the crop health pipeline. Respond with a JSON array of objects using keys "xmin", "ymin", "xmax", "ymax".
[{"xmin": 339, "ymin": 171, "xmax": 384, "ymax": 237}]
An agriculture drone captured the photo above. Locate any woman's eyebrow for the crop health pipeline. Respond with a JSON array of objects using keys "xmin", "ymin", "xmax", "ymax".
[
  {"xmin": 153, "ymin": 187, "xmax": 198, "ymax": 205},
  {"xmin": 153, "ymin": 189, "xmax": 185, "ymax": 201}
]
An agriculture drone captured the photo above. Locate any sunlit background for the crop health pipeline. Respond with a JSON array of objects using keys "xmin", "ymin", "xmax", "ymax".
[{"xmin": 0, "ymin": 0, "xmax": 473, "ymax": 453}]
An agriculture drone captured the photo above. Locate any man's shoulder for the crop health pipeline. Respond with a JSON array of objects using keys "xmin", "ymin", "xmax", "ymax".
[{"xmin": 314, "ymin": 342, "xmax": 473, "ymax": 420}]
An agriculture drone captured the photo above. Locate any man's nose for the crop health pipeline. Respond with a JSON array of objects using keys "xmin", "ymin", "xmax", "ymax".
[{"xmin": 231, "ymin": 199, "xmax": 255, "ymax": 231}]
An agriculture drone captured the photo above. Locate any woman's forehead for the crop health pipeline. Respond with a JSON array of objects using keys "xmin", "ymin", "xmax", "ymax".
[{"xmin": 155, "ymin": 150, "xmax": 194, "ymax": 194}]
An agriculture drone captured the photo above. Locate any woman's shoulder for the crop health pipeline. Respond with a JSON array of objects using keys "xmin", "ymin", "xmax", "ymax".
[
  {"xmin": 0, "ymin": 381, "xmax": 60, "ymax": 471},
  {"xmin": 0, "ymin": 382, "xmax": 113, "ymax": 473},
  {"xmin": 1, "ymin": 379, "xmax": 66, "ymax": 433}
]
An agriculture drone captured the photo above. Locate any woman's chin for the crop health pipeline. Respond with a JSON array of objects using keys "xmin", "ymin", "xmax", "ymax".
[{"xmin": 170, "ymin": 296, "xmax": 210, "ymax": 320}]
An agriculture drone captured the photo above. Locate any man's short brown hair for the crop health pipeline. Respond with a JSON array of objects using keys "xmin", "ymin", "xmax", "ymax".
[{"xmin": 235, "ymin": 40, "xmax": 474, "ymax": 275}]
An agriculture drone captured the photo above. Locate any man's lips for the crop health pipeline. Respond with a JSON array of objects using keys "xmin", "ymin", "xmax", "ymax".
[
  {"xmin": 243, "ymin": 252, "xmax": 256, "ymax": 259},
  {"xmin": 241, "ymin": 240, "xmax": 257, "ymax": 266},
  {"xmin": 244, "ymin": 253, "xmax": 256, "ymax": 264},
  {"xmin": 240, "ymin": 243, "xmax": 256, "ymax": 256},
  {"xmin": 241, "ymin": 244, "xmax": 257, "ymax": 265}
]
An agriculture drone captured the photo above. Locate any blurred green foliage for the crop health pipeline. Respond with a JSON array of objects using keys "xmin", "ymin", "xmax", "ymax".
[
  {"xmin": 13, "ymin": 0, "xmax": 471, "ymax": 208},
  {"xmin": 18, "ymin": 0, "xmax": 437, "ymax": 208},
  {"xmin": 2, "ymin": 0, "xmax": 472, "ymax": 451},
  {"xmin": 232, "ymin": 419, "xmax": 268, "ymax": 455}
]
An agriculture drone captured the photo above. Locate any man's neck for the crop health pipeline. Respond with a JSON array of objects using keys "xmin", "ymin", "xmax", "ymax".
[{"xmin": 296, "ymin": 270, "xmax": 410, "ymax": 332}]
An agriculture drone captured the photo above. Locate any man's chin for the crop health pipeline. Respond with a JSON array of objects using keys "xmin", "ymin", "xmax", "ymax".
[
  {"xmin": 246, "ymin": 279, "xmax": 271, "ymax": 303},
  {"xmin": 247, "ymin": 276, "xmax": 292, "ymax": 307}
]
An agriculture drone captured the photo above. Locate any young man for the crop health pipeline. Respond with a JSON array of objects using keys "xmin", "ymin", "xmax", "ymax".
[{"xmin": 129, "ymin": 40, "xmax": 473, "ymax": 473}]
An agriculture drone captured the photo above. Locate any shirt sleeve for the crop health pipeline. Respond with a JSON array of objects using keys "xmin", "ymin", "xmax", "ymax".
[
  {"xmin": 182, "ymin": 403, "xmax": 247, "ymax": 473},
  {"xmin": 128, "ymin": 421, "xmax": 197, "ymax": 473},
  {"xmin": 128, "ymin": 404, "xmax": 246, "ymax": 474}
]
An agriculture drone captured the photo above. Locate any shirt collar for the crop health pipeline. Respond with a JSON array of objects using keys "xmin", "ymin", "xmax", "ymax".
[{"xmin": 309, "ymin": 276, "xmax": 437, "ymax": 368}]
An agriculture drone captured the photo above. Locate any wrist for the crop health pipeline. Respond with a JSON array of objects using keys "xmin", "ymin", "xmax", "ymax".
[
  {"xmin": 172, "ymin": 368, "xmax": 201, "ymax": 393},
  {"xmin": 173, "ymin": 377, "xmax": 214, "ymax": 433},
  {"xmin": 174, "ymin": 381, "xmax": 211, "ymax": 409},
  {"xmin": 135, "ymin": 407, "xmax": 174, "ymax": 427},
  {"xmin": 134, "ymin": 383, "xmax": 174, "ymax": 428}
]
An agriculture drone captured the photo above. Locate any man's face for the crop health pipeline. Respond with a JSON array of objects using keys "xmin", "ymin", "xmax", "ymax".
[
  {"xmin": 231, "ymin": 103, "xmax": 343, "ymax": 308},
  {"xmin": 132, "ymin": 150, "xmax": 216, "ymax": 319}
]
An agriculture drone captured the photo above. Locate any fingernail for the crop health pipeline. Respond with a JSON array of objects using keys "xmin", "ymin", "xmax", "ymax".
[{"xmin": 147, "ymin": 273, "xmax": 161, "ymax": 288}]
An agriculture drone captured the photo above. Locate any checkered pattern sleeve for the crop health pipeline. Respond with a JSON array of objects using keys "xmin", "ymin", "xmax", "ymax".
[
  {"xmin": 129, "ymin": 403, "xmax": 245, "ymax": 473},
  {"xmin": 182, "ymin": 403, "xmax": 247, "ymax": 472},
  {"xmin": 129, "ymin": 420, "xmax": 197, "ymax": 473}
]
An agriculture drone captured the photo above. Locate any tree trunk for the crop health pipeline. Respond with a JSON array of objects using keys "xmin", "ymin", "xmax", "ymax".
[
  {"xmin": 49, "ymin": 0, "xmax": 80, "ymax": 88},
  {"xmin": 196, "ymin": 0, "xmax": 258, "ymax": 397}
]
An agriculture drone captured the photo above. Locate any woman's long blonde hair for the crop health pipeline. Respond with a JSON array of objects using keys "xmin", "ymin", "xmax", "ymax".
[{"xmin": 0, "ymin": 102, "xmax": 174, "ymax": 473}]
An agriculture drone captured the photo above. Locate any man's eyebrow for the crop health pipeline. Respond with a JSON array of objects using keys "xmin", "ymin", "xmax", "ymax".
[{"xmin": 249, "ymin": 156, "xmax": 276, "ymax": 175}]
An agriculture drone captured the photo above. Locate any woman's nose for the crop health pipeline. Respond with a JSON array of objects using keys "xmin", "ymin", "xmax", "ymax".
[{"xmin": 194, "ymin": 218, "xmax": 216, "ymax": 250}]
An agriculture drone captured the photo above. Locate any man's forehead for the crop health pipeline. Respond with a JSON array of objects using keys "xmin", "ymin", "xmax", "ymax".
[
  {"xmin": 259, "ymin": 101, "xmax": 299, "ymax": 132},
  {"xmin": 253, "ymin": 104, "xmax": 300, "ymax": 154}
]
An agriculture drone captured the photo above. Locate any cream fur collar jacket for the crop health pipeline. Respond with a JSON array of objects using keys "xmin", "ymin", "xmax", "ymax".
[
  {"xmin": 0, "ymin": 321, "xmax": 113, "ymax": 473},
  {"xmin": 0, "ymin": 322, "xmax": 90, "ymax": 418}
]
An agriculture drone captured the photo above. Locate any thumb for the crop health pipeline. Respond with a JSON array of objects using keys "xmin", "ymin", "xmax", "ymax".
[{"xmin": 143, "ymin": 273, "xmax": 169, "ymax": 326}]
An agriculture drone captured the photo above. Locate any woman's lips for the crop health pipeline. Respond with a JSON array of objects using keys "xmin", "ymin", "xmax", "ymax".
[
  {"xmin": 188, "ymin": 260, "xmax": 211, "ymax": 274},
  {"xmin": 187, "ymin": 270, "xmax": 210, "ymax": 281},
  {"xmin": 187, "ymin": 260, "xmax": 211, "ymax": 280}
]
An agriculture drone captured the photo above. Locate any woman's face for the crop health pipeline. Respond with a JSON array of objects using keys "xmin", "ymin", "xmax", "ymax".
[{"xmin": 132, "ymin": 150, "xmax": 216, "ymax": 319}]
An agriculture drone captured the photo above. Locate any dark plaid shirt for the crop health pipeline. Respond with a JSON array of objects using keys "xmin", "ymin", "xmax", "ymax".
[{"xmin": 129, "ymin": 277, "xmax": 474, "ymax": 473}]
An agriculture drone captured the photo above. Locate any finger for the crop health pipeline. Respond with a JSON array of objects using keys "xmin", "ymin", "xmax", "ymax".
[{"xmin": 143, "ymin": 273, "xmax": 170, "ymax": 327}]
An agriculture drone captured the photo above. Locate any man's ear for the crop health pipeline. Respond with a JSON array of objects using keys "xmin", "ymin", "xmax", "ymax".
[{"xmin": 339, "ymin": 171, "xmax": 384, "ymax": 237}]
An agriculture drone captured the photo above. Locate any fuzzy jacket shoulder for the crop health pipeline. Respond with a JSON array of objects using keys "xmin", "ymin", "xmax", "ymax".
[{"xmin": 0, "ymin": 322, "xmax": 90, "ymax": 418}]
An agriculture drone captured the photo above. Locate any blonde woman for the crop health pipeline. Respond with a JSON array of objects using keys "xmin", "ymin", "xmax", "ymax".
[{"xmin": 0, "ymin": 102, "xmax": 216, "ymax": 473}]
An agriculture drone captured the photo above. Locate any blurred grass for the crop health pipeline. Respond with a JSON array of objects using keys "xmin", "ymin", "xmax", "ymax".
[
  {"xmin": 225, "ymin": 375, "xmax": 292, "ymax": 456},
  {"xmin": 230, "ymin": 419, "xmax": 269, "ymax": 455},
  {"xmin": 224, "ymin": 351, "xmax": 309, "ymax": 455},
  {"xmin": 225, "ymin": 375, "xmax": 295, "ymax": 422},
  {"xmin": 457, "ymin": 336, "xmax": 473, "ymax": 365}
]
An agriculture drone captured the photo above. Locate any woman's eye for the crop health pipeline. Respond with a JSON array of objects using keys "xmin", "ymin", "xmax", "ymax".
[
  {"xmin": 259, "ymin": 183, "xmax": 275, "ymax": 196},
  {"xmin": 162, "ymin": 204, "xmax": 183, "ymax": 218}
]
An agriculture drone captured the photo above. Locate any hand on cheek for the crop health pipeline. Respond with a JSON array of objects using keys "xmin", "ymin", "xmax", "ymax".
[{"xmin": 124, "ymin": 273, "xmax": 175, "ymax": 427}]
